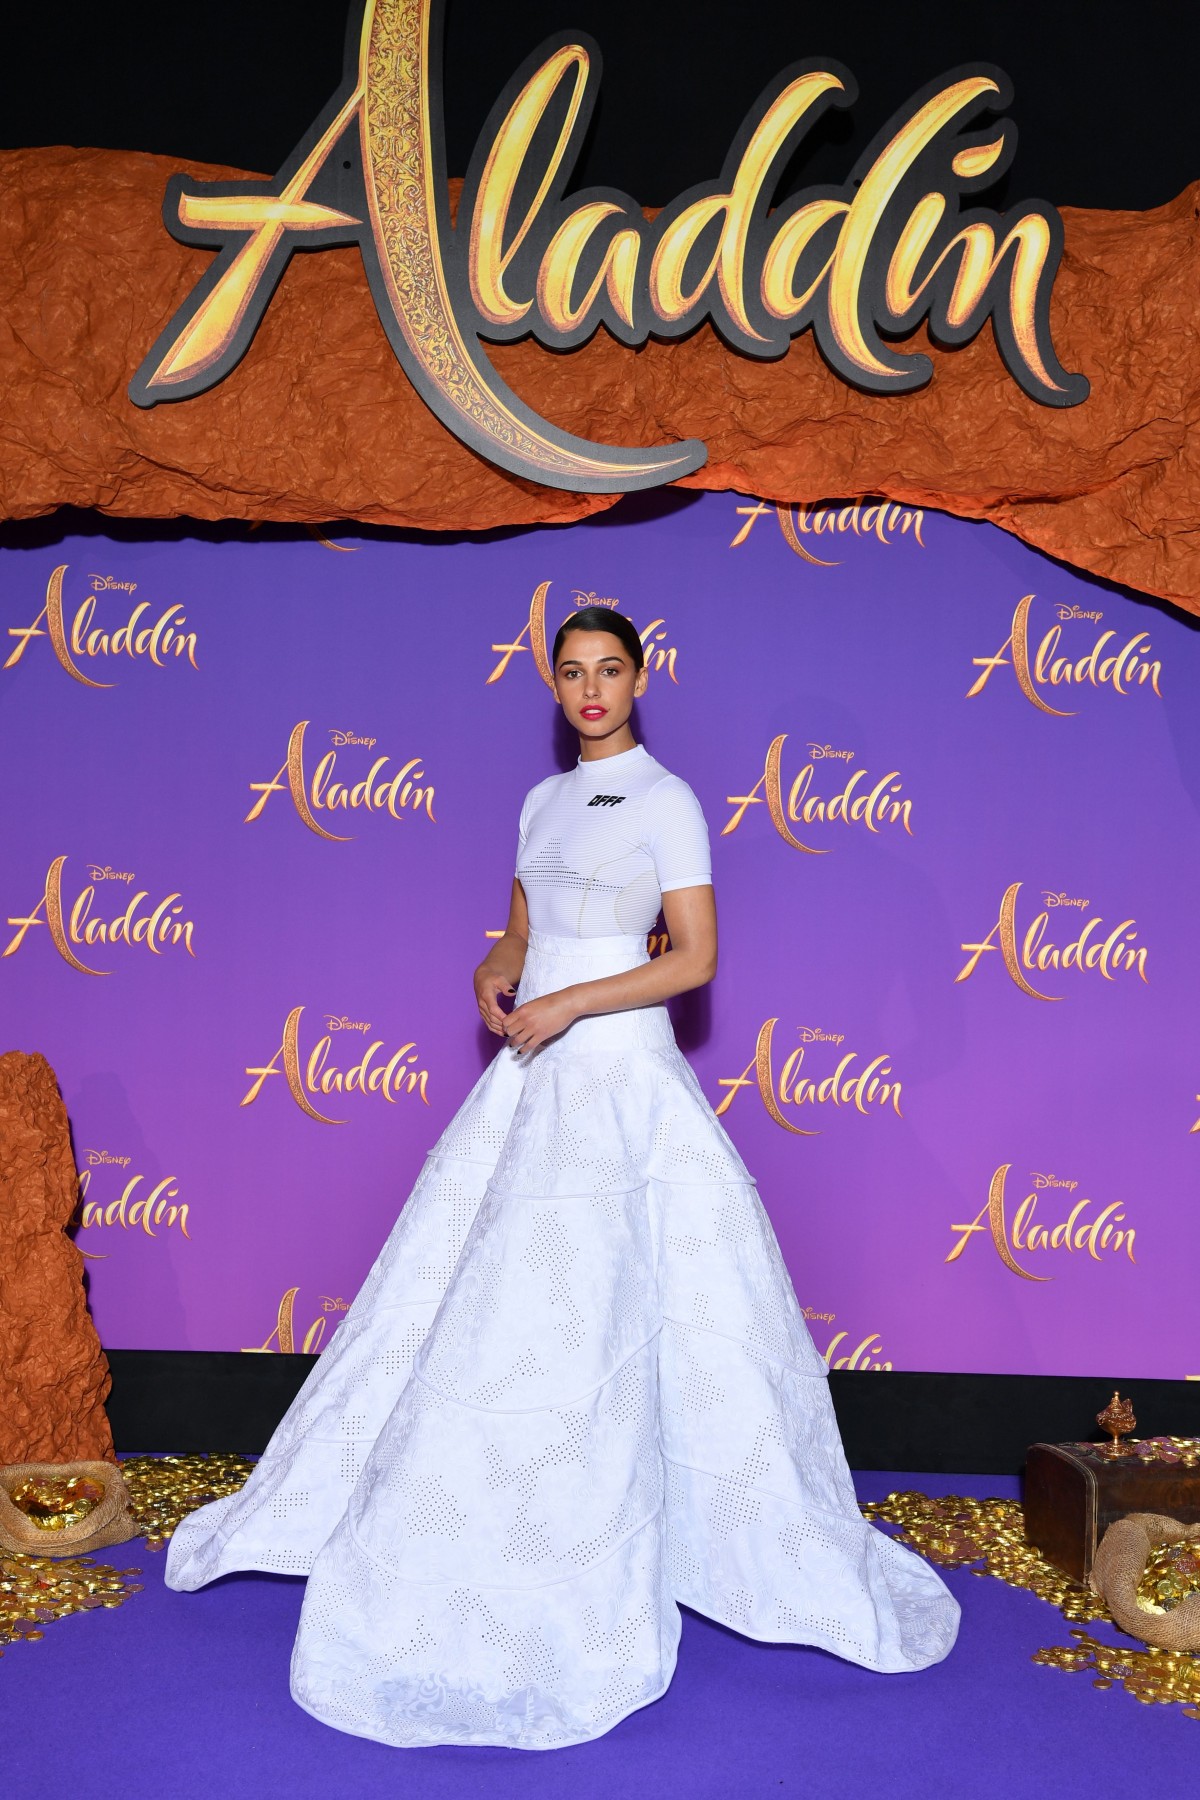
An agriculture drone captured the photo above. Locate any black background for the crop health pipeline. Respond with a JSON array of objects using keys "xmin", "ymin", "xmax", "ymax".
[
  {"xmin": 1, "ymin": 0, "xmax": 1193, "ymax": 212},
  {"xmin": 105, "ymin": 1350, "xmax": 1200, "ymax": 1471}
]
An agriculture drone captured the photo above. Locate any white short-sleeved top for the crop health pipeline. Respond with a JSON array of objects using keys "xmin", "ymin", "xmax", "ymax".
[{"xmin": 516, "ymin": 743, "xmax": 712, "ymax": 938}]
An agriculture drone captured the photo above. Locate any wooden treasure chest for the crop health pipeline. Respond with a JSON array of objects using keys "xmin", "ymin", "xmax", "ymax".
[{"xmin": 1025, "ymin": 1440, "xmax": 1200, "ymax": 1584}]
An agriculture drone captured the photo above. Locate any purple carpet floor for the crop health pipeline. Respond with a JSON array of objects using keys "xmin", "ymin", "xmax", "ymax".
[{"xmin": 2, "ymin": 1473, "xmax": 1192, "ymax": 1798}]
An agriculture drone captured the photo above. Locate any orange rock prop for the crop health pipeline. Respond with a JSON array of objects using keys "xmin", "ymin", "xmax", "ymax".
[
  {"xmin": 0, "ymin": 1052, "xmax": 115, "ymax": 1464},
  {"xmin": 1, "ymin": 147, "xmax": 1199, "ymax": 612}
]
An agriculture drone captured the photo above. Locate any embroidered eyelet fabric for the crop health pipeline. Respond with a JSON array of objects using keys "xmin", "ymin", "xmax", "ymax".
[{"xmin": 166, "ymin": 925, "xmax": 961, "ymax": 1750}]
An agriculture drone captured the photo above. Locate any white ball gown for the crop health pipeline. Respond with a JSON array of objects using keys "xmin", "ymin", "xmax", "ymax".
[{"xmin": 166, "ymin": 741, "xmax": 959, "ymax": 1748}]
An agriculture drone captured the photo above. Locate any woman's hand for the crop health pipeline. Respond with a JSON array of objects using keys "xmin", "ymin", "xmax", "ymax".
[
  {"xmin": 503, "ymin": 989, "xmax": 580, "ymax": 1055},
  {"xmin": 474, "ymin": 884, "xmax": 530, "ymax": 1034},
  {"xmin": 475, "ymin": 967, "xmax": 516, "ymax": 1035}
]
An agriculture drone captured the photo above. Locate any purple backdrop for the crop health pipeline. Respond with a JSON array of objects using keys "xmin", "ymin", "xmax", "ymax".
[{"xmin": 2, "ymin": 491, "xmax": 1196, "ymax": 1376}]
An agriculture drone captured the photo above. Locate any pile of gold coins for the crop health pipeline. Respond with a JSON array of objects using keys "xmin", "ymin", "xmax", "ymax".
[
  {"xmin": 0, "ymin": 1453, "xmax": 254, "ymax": 1658},
  {"xmin": 861, "ymin": 1491, "xmax": 1110, "ymax": 1621},
  {"xmin": 1034, "ymin": 1634, "xmax": 1200, "ymax": 1717},
  {"xmin": 0, "ymin": 1552, "xmax": 144, "ymax": 1656},
  {"xmin": 865, "ymin": 1477, "xmax": 1200, "ymax": 1720},
  {"xmin": 121, "ymin": 1453, "xmax": 256, "ymax": 1551},
  {"xmin": 1128, "ymin": 1437, "xmax": 1200, "ymax": 1469}
]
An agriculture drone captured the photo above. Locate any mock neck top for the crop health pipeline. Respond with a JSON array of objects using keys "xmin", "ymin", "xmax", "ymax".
[
  {"xmin": 515, "ymin": 745, "xmax": 712, "ymax": 938},
  {"xmin": 575, "ymin": 743, "xmax": 650, "ymax": 778}
]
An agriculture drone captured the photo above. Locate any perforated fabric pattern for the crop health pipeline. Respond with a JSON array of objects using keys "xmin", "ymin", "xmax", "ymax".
[
  {"xmin": 290, "ymin": 1512, "xmax": 682, "ymax": 1749},
  {"xmin": 166, "ymin": 929, "xmax": 960, "ymax": 1747}
]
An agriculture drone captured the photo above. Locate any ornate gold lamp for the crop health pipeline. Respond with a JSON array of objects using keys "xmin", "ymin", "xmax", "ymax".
[{"xmin": 1097, "ymin": 1391, "xmax": 1137, "ymax": 1457}]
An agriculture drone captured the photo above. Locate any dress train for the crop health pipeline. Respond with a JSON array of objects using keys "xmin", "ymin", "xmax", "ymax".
[{"xmin": 166, "ymin": 929, "xmax": 959, "ymax": 1748}]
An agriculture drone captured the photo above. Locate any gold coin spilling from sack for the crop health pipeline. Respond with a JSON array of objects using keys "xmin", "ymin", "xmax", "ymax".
[{"xmin": 1139, "ymin": 1540, "xmax": 1200, "ymax": 1615}]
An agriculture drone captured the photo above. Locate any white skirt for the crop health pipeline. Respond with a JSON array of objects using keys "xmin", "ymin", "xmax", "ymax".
[{"xmin": 166, "ymin": 928, "xmax": 960, "ymax": 1749}]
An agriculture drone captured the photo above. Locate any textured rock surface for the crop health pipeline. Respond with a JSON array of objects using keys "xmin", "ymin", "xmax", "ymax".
[
  {"xmin": 1, "ymin": 146, "xmax": 1198, "ymax": 610},
  {"xmin": 0, "ymin": 1052, "xmax": 114, "ymax": 1463}
]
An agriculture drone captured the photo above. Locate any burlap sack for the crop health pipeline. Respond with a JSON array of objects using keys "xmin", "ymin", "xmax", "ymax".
[
  {"xmin": 0, "ymin": 1461, "xmax": 137, "ymax": 1557},
  {"xmin": 1090, "ymin": 1512, "xmax": 1200, "ymax": 1650}
]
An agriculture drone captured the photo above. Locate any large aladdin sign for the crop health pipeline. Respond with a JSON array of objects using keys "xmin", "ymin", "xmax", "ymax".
[{"xmin": 130, "ymin": 0, "xmax": 1088, "ymax": 491}]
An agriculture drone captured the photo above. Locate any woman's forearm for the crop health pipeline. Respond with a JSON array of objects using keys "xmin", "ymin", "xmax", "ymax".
[
  {"xmin": 565, "ymin": 944, "xmax": 714, "ymax": 1018},
  {"xmin": 478, "ymin": 928, "xmax": 528, "ymax": 988}
]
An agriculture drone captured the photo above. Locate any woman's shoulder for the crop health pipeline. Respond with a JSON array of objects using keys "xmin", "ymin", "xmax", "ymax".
[
  {"xmin": 640, "ymin": 756, "xmax": 703, "ymax": 804},
  {"xmin": 639, "ymin": 761, "xmax": 709, "ymax": 834},
  {"xmin": 519, "ymin": 768, "xmax": 570, "ymax": 814}
]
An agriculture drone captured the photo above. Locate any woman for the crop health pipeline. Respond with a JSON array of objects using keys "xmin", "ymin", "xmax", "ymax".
[{"xmin": 166, "ymin": 606, "xmax": 959, "ymax": 1748}]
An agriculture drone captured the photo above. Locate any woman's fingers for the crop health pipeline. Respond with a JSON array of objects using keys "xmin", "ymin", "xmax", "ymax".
[
  {"xmin": 505, "ymin": 1016, "xmax": 536, "ymax": 1051},
  {"xmin": 476, "ymin": 976, "xmax": 515, "ymax": 1034},
  {"xmin": 504, "ymin": 1000, "xmax": 550, "ymax": 1053}
]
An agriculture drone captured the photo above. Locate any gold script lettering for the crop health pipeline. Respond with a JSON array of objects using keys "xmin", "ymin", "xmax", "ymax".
[
  {"xmin": 131, "ymin": 3, "xmax": 1084, "ymax": 490},
  {"xmin": 967, "ymin": 595, "xmax": 1163, "ymax": 713},
  {"xmin": 947, "ymin": 1164, "xmax": 1136, "ymax": 1279},
  {"xmin": 723, "ymin": 734, "xmax": 912, "ymax": 850},
  {"xmin": 956, "ymin": 881, "xmax": 1149, "ymax": 999}
]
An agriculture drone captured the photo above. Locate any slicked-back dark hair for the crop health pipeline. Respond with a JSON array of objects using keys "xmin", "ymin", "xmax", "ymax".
[{"xmin": 552, "ymin": 606, "xmax": 645, "ymax": 671}]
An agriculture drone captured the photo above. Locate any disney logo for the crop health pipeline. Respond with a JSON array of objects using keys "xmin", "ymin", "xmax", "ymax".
[
  {"xmin": 323, "ymin": 1015, "xmax": 371, "ymax": 1034},
  {"xmin": 798, "ymin": 1027, "xmax": 846, "ymax": 1045},
  {"xmin": 1031, "ymin": 1172, "xmax": 1079, "ymax": 1191},
  {"xmin": 328, "ymin": 730, "xmax": 378, "ymax": 748},
  {"xmin": 1055, "ymin": 604, "xmax": 1103, "ymax": 623},
  {"xmin": 570, "ymin": 589, "xmax": 619, "ymax": 609},
  {"xmin": 88, "ymin": 575, "xmax": 138, "ymax": 594},
  {"xmin": 1041, "ymin": 892, "xmax": 1089, "ymax": 910},
  {"xmin": 83, "ymin": 1149, "xmax": 132, "ymax": 1167},
  {"xmin": 806, "ymin": 743, "xmax": 855, "ymax": 762},
  {"xmin": 86, "ymin": 865, "xmax": 135, "ymax": 884}
]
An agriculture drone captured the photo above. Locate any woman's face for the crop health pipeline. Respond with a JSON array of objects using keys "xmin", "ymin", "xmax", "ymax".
[{"xmin": 552, "ymin": 629, "xmax": 648, "ymax": 744}]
